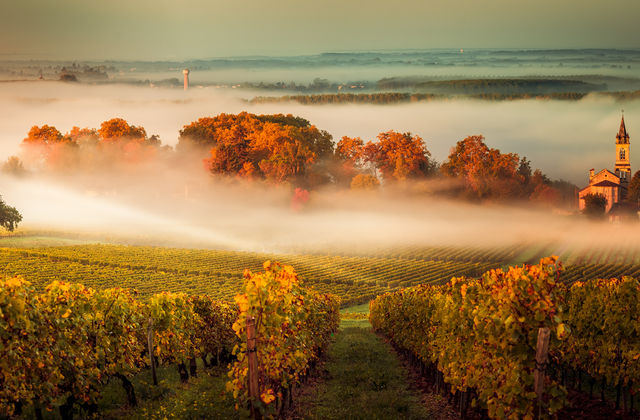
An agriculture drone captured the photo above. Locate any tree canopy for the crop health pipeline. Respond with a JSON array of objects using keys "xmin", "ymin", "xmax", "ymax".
[
  {"xmin": 179, "ymin": 112, "xmax": 333, "ymax": 183},
  {"xmin": 98, "ymin": 118, "xmax": 147, "ymax": 142},
  {"xmin": 371, "ymin": 131, "xmax": 434, "ymax": 181},
  {"xmin": 11, "ymin": 113, "xmax": 573, "ymax": 209},
  {"xmin": 334, "ymin": 131, "xmax": 434, "ymax": 183},
  {"xmin": 0, "ymin": 196, "xmax": 22, "ymax": 232},
  {"xmin": 582, "ymin": 193, "xmax": 607, "ymax": 219},
  {"xmin": 350, "ymin": 174, "xmax": 380, "ymax": 191},
  {"xmin": 628, "ymin": 170, "xmax": 640, "ymax": 205},
  {"xmin": 20, "ymin": 119, "xmax": 163, "ymax": 171},
  {"xmin": 23, "ymin": 125, "xmax": 67, "ymax": 145},
  {"xmin": 440, "ymin": 135, "xmax": 560, "ymax": 203}
]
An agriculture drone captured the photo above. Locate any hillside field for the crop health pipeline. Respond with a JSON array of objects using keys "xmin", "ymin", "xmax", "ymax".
[{"xmin": 1, "ymin": 233, "xmax": 640, "ymax": 305}]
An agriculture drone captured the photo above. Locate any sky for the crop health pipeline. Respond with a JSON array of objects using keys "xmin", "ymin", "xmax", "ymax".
[{"xmin": 1, "ymin": 0, "xmax": 639, "ymax": 60}]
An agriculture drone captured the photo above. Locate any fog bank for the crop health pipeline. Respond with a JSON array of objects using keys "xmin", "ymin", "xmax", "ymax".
[{"xmin": 1, "ymin": 82, "xmax": 637, "ymax": 185}]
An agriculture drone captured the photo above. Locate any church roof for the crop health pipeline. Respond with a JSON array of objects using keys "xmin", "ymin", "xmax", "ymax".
[
  {"xmin": 595, "ymin": 168, "xmax": 618, "ymax": 178},
  {"xmin": 592, "ymin": 180, "xmax": 620, "ymax": 187},
  {"xmin": 616, "ymin": 115, "xmax": 630, "ymax": 144},
  {"xmin": 579, "ymin": 179, "xmax": 621, "ymax": 193}
]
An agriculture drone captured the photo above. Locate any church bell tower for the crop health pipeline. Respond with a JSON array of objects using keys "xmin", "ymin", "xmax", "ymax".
[{"xmin": 615, "ymin": 113, "xmax": 631, "ymax": 186}]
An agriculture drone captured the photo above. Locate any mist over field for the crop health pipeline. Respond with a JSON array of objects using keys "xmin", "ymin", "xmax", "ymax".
[
  {"xmin": 4, "ymin": 165, "xmax": 640, "ymax": 258},
  {"xmin": 1, "ymin": 55, "xmax": 640, "ymax": 255},
  {"xmin": 0, "ymin": 80, "xmax": 637, "ymax": 183}
]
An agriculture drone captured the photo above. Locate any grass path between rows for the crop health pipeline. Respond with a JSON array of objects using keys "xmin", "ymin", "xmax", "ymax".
[{"xmin": 291, "ymin": 317, "xmax": 449, "ymax": 419}]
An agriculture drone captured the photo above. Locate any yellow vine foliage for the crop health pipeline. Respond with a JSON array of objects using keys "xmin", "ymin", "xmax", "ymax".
[
  {"xmin": 227, "ymin": 261, "xmax": 340, "ymax": 415},
  {"xmin": 370, "ymin": 257, "xmax": 568, "ymax": 419}
]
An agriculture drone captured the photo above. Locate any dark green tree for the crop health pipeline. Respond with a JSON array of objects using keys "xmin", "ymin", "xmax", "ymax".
[
  {"xmin": 0, "ymin": 196, "xmax": 22, "ymax": 231},
  {"xmin": 582, "ymin": 193, "xmax": 607, "ymax": 219},
  {"xmin": 627, "ymin": 170, "xmax": 640, "ymax": 206}
]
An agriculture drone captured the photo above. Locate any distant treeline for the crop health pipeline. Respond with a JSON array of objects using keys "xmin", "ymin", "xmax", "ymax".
[
  {"xmin": 376, "ymin": 77, "xmax": 606, "ymax": 94},
  {"xmin": 250, "ymin": 93, "xmax": 443, "ymax": 105},
  {"xmin": 249, "ymin": 90, "xmax": 640, "ymax": 105},
  {"xmin": 607, "ymin": 90, "xmax": 640, "ymax": 101},
  {"xmin": 239, "ymin": 78, "xmax": 372, "ymax": 92}
]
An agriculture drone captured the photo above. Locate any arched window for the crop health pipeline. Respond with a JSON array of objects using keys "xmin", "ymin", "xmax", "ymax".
[{"xmin": 620, "ymin": 149, "xmax": 626, "ymax": 160}]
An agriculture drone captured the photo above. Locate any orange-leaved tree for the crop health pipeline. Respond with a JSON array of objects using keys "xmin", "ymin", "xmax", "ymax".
[
  {"xmin": 180, "ymin": 112, "xmax": 333, "ymax": 184},
  {"xmin": 441, "ymin": 135, "xmax": 545, "ymax": 200},
  {"xmin": 365, "ymin": 131, "xmax": 434, "ymax": 182}
]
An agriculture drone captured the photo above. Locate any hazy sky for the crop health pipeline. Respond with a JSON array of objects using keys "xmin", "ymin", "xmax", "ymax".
[{"xmin": 1, "ymin": 0, "xmax": 638, "ymax": 60}]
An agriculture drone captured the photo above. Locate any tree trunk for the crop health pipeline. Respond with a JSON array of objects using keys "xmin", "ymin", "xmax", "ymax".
[
  {"xmin": 202, "ymin": 353, "xmax": 210, "ymax": 368},
  {"xmin": 59, "ymin": 396, "xmax": 75, "ymax": 420},
  {"xmin": 81, "ymin": 402, "xmax": 98, "ymax": 417},
  {"xmin": 11, "ymin": 401, "xmax": 22, "ymax": 416},
  {"xmin": 115, "ymin": 373, "xmax": 137, "ymax": 407},
  {"xmin": 178, "ymin": 362, "xmax": 189, "ymax": 383},
  {"xmin": 189, "ymin": 357, "xmax": 197, "ymax": 377},
  {"xmin": 577, "ymin": 370, "xmax": 582, "ymax": 391}
]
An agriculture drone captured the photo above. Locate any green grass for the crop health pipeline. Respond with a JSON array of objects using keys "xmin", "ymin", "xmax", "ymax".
[
  {"xmin": 20, "ymin": 361, "xmax": 244, "ymax": 419},
  {"xmin": 99, "ymin": 362, "xmax": 244, "ymax": 420},
  {"xmin": 98, "ymin": 365, "xmax": 241, "ymax": 420},
  {"xmin": 296, "ymin": 321, "xmax": 432, "ymax": 419},
  {"xmin": 341, "ymin": 303, "xmax": 370, "ymax": 314},
  {"xmin": 0, "ymin": 235, "xmax": 93, "ymax": 248}
]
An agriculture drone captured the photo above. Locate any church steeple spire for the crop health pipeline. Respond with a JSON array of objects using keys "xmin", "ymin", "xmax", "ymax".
[
  {"xmin": 614, "ymin": 112, "xmax": 631, "ymax": 187},
  {"xmin": 617, "ymin": 113, "xmax": 629, "ymax": 144}
]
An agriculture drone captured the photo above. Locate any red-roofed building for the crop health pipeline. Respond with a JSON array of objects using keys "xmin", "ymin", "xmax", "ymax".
[{"xmin": 578, "ymin": 115, "xmax": 631, "ymax": 213}]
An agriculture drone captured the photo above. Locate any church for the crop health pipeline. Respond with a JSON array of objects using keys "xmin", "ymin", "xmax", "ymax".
[{"xmin": 578, "ymin": 115, "xmax": 631, "ymax": 213}]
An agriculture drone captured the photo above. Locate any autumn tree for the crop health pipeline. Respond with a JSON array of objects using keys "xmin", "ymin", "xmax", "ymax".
[
  {"xmin": 98, "ymin": 118, "xmax": 147, "ymax": 142},
  {"xmin": 441, "ymin": 135, "xmax": 536, "ymax": 200},
  {"xmin": 627, "ymin": 170, "xmax": 640, "ymax": 206},
  {"xmin": 350, "ymin": 174, "xmax": 380, "ymax": 191},
  {"xmin": 249, "ymin": 122, "xmax": 316, "ymax": 182},
  {"xmin": 21, "ymin": 125, "xmax": 77, "ymax": 170},
  {"xmin": 333, "ymin": 136, "xmax": 367, "ymax": 185},
  {"xmin": 336, "ymin": 136, "xmax": 365, "ymax": 163},
  {"xmin": 0, "ymin": 196, "xmax": 22, "ymax": 231},
  {"xmin": 18, "ymin": 119, "xmax": 163, "ymax": 173},
  {"xmin": 96, "ymin": 118, "xmax": 162, "ymax": 165},
  {"xmin": 364, "ymin": 131, "xmax": 434, "ymax": 182},
  {"xmin": 582, "ymin": 193, "xmax": 607, "ymax": 219},
  {"xmin": 23, "ymin": 125, "xmax": 66, "ymax": 145},
  {"xmin": 1, "ymin": 157, "xmax": 27, "ymax": 177},
  {"xmin": 67, "ymin": 126, "xmax": 100, "ymax": 146},
  {"xmin": 179, "ymin": 112, "xmax": 333, "ymax": 184},
  {"xmin": 550, "ymin": 179, "xmax": 579, "ymax": 208},
  {"xmin": 529, "ymin": 183, "xmax": 560, "ymax": 207},
  {"xmin": 179, "ymin": 113, "xmax": 332, "ymax": 158}
]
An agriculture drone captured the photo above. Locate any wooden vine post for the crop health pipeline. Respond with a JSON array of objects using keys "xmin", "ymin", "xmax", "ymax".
[
  {"xmin": 247, "ymin": 315, "xmax": 260, "ymax": 419},
  {"xmin": 147, "ymin": 317, "xmax": 158, "ymax": 386},
  {"xmin": 534, "ymin": 327, "xmax": 550, "ymax": 418}
]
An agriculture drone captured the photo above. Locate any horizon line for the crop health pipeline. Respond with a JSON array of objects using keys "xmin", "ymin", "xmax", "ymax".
[{"xmin": 2, "ymin": 47, "xmax": 640, "ymax": 63}]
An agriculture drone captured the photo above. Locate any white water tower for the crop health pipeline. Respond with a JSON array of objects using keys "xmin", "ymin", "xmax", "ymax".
[{"xmin": 183, "ymin": 69, "xmax": 190, "ymax": 90}]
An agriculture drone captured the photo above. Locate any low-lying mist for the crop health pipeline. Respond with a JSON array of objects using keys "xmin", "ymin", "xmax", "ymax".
[
  {"xmin": 1, "ymin": 81, "xmax": 639, "ymax": 258},
  {"xmin": 3, "ymin": 168, "xmax": 640, "ymax": 259},
  {"xmin": 1, "ymin": 81, "xmax": 637, "ymax": 184}
]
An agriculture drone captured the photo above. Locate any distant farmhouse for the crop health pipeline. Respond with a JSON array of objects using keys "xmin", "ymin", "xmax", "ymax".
[{"xmin": 578, "ymin": 115, "xmax": 631, "ymax": 214}]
